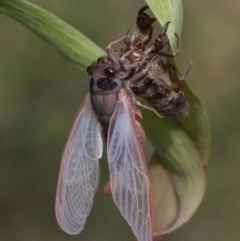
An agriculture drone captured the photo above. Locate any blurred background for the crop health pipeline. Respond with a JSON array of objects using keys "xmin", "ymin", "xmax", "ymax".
[{"xmin": 0, "ymin": 0, "xmax": 239, "ymax": 240}]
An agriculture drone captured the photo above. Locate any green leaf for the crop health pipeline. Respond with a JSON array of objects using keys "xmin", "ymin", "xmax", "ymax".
[{"xmin": 0, "ymin": 0, "xmax": 105, "ymax": 72}]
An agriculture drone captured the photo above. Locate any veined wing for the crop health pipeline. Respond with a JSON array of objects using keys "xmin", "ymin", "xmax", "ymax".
[
  {"xmin": 55, "ymin": 93, "xmax": 103, "ymax": 235},
  {"xmin": 107, "ymin": 91, "xmax": 153, "ymax": 241}
]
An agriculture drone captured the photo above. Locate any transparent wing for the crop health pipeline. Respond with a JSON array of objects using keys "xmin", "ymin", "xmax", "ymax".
[
  {"xmin": 107, "ymin": 93, "xmax": 152, "ymax": 241},
  {"xmin": 55, "ymin": 93, "xmax": 103, "ymax": 235}
]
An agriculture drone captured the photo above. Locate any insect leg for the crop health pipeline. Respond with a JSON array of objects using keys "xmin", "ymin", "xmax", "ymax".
[
  {"xmin": 135, "ymin": 100, "xmax": 163, "ymax": 118},
  {"xmin": 106, "ymin": 36, "xmax": 127, "ymax": 66},
  {"xmin": 159, "ymin": 33, "xmax": 180, "ymax": 57},
  {"xmin": 169, "ymin": 62, "xmax": 193, "ymax": 81},
  {"xmin": 103, "ymin": 181, "xmax": 111, "ymax": 193},
  {"xmin": 160, "ymin": 21, "xmax": 171, "ymax": 38},
  {"xmin": 154, "ymin": 21, "xmax": 171, "ymax": 51}
]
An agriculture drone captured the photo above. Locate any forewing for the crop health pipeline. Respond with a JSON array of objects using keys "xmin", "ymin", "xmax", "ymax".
[
  {"xmin": 107, "ymin": 94, "xmax": 152, "ymax": 241},
  {"xmin": 55, "ymin": 93, "xmax": 103, "ymax": 235}
]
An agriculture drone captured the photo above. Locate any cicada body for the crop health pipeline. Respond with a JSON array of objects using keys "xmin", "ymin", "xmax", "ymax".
[
  {"xmin": 122, "ymin": 6, "xmax": 190, "ymax": 117},
  {"xmin": 55, "ymin": 38, "xmax": 153, "ymax": 241}
]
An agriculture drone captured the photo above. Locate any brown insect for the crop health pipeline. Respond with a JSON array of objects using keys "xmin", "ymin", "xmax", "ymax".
[
  {"xmin": 55, "ymin": 36, "xmax": 153, "ymax": 241},
  {"xmin": 122, "ymin": 6, "xmax": 192, "ymax": 117}
]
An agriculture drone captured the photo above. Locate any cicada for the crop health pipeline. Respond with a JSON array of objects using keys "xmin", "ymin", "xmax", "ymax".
[
  {"xmin": 55, "ymin": 37, "xmax": 153, "ymax": 241},
  {"xmin": 122, "ymin": 6, "xmax": 192, "ymax": 117}
]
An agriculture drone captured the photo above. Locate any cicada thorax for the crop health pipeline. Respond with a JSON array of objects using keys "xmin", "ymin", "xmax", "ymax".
[{"xmin": 87, "ymin": 56, "xmax": 124, "ymax": 140}]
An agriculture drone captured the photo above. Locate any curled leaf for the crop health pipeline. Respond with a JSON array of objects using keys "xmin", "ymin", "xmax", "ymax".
[
  {"xmin": 148, "ymin": 149, "xmax": 205, "ymax": 235},
  {"xmin": 148, "ymin": 153, "xmax": 178, "ymax": 232}
]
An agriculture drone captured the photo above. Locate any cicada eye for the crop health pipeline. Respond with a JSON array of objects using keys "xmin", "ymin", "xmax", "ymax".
[
  {"xmin": 104, "ymin": 67, "xmax": 117, "ymax": 77},
  {"xmin": 86, "ymin": 66, "xmax": 93, "ymax": 75}
]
